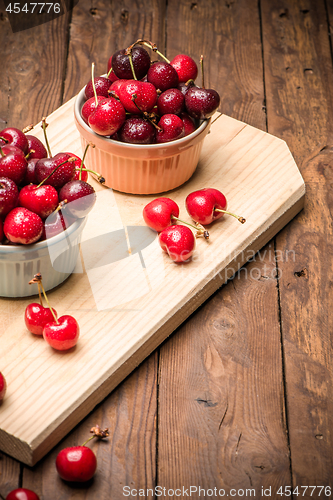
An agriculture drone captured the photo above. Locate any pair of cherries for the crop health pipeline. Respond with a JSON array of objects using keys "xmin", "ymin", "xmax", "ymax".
[
  {"xmin": 143, "ymin": 188, "xmax": 246, "ymax": 263},
  {"xmin": 24, "ymin": 273, "xmax": 79, "ymax": 351}
]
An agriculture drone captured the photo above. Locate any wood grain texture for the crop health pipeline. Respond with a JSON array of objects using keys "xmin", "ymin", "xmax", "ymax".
[
  {"xmin": 158, "ymin": 0, "xmax": 293, "ymax": 493},
  {"xmin": 0, "ymin": 99, "xmax": 304, "ymax": 466},
  {"xmin": 261, "ymin": 0, "xmax": 333, "ymax": 489},
  {"xmin": 0, "ymin": 455, "xmax": 20, "ymax": 499},
  {"xmin": 0, "ymin": 2, "xmax": 71, "ymax": 129}
]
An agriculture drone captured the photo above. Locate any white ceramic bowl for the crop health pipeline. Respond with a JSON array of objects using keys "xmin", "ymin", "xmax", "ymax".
[
  {"xmin": 74, "ymin": 86, "xmax": 211, "ymax": 194},
  {"xmin": 0, "ymin": 217, "xmax": 86, "ymax": 298}
]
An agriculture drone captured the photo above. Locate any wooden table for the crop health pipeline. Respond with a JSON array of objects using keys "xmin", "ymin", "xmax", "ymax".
[{"xmin": 0, "ymin": 0, "xmax": 332, "ymax": 498}]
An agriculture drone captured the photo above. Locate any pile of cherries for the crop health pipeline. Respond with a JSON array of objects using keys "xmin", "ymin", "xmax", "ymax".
[
  {"xmin": 0, "ymin": 122, "xmax": 99, "ymax": 246},
  {"xmin": 81, "ymin": 39, "xmax": 221, "ymax": 144},
  {"xmin": 143, "ymin": 188, "xmax": 246, "ymax": 263}
]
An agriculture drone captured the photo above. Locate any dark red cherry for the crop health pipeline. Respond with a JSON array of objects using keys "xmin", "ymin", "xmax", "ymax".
[
  {"xmin": 0, "ymin": 176, "xmax": 19, "ymax": 218},
  {"xmin": 26, "ymin": 135, "xmax": 48, "ymax": 159},
  {"xmin": 185, "ymin": 87, "xmax": 220, "ymax": 119},
  {"xmin": 35, "ymin": 153, "xmax": 75, "ymax": 189},
  {"xmin": 157, "ymin": 88, "xmax": 185, "ymax": 116},
  {"xmin": 84, "ymin": 76, "xmax": 111, "ymax": 100},
  {"xmin": 59, "ymin": 180, "xmax": 96, "ymax": 218},
  {"xmin": 156, "ymin": 114, "xmax": 184, "ymax": 143},
  {"xmin": 119, "ymin": 117, "xmax": 156, "ymax": 144},
  {"xmin": 147, "ymin": 62, "xmax": 179, "ymax": 92},
  {"xmin": 112, "ymin": 46, "xmax": 151, "ymax": 80}
]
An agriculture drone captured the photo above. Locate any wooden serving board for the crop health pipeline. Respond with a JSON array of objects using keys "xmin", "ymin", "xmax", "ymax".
[{"xmin": 0, "ymin": 97, "xmax": 305, "ymax": 466}]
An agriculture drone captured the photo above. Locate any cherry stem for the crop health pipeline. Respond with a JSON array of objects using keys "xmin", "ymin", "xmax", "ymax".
[
  {"xmin": 22, "ymin": 124, "xmax": 34, "ymax": 134},
  {"xmin": 0, "ymin": 136, "xmax": 8, "ymax": 144},
  {"xmin": 25, "ymin": 149, "xmax": 35, "ymax": 160},
  {"xmin": 215, "ymin": 208, "xmax": 246, "ymax": 224},
  {"xmin": 200, "ymin": 54, "xmax": 205, "ymax": 89},
  {"xmin": 128, "ymin": 50, "xmax": 137, "ymax": 80},
  {"xmin": 29, "ymin": 273, "xmax": 58, "ymax": 323},
  {"xmin": 0, "ymin": 148, "xmax": 4, "ymax": 158},
  {"xmin": 79, "ymin": 142, "xmax": 95, "ymax": 180},
  {"xmin": 41, "ymin": 117, "xmax": 52, "ymax": 157},
  {"xmin": 107, "ymin": 67, "xmax": 113, "ymax": 78},
  {"xmin": 91, "ymin": 62, "xmax": 99, "ymax": 107},
  {"xmin": 36, "ymin": 157, "xmax": 76, "ymax": 188},
  {"xmin": 37, "ymin": 282, "xmax": 44, "ymax": 307},
  {"xmin": 171, "ymin": 215, "xmax": 209, "ymax": 240},
  {"xmin": 131, "ymin": 95, "xmax": 162, "ymax": 131},
  {"xmin": 127, "ymin": 39, "xmax": 170, "ymax": 63},
  {"xmin": 82, "ymin": 425, "xmax": 109, "ymax": 446},
  {"xmin": 75, "ymin": 168, "xmax": 105, "ymax": 184}
]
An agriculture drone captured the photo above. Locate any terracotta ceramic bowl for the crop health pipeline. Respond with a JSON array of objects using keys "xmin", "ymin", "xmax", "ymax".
[
  {"xmin": 74, "ymin": 86, "xmax": 211, "ymax": 195},
  {"xmin": 0, "ymin": 217, "xmax": 86, "ymax": 298}
]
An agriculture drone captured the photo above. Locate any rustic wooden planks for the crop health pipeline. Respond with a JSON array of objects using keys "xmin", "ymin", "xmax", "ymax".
[
  {"xmin": 0, "ymin": 92, "xmax": 304, "ymax": 467},
  {"xmin": 261, "ymin": 0, "xmax": 333, "ymax": 490}
]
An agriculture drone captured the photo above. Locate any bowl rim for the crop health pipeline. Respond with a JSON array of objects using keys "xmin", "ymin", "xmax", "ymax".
[
  {"xmin": 0, "ymin": 216, "xmax": 86, "ymax": 254},
  {"xmin": 74, "ymin": 84, "xmax": 211, "ymax": 150}
]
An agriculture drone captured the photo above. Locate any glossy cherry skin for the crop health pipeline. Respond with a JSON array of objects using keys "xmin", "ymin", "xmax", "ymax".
[
  {"xmin": 59, "ymin": 180, "xmax": 96, "ymax": 218},
  {"xmin": 147, "ymin": 62, "xmax": 179, "ymax": 92},
  {"xmin": 23, "ymin": 158, "xmax": 39, "ymax": 184},
  {"xmin": 143, "ymin": 197, "xmax": 179, "ymax": 232},
  {"xmin": 185, "ymin": 87, "xmax": 220, "ymax": 119},
  {"xmin": 119, "ymin": 117, "xmax": 156, "ymax": 144},
  {"xmin": 107, "ymin": 55, "xmax": 119, "ymax": 83},
  {"xmin": 170, "ymin": 54, "xmax": 198, "ymax": 82},
  {"xmin": 35, "ymin": 153, "xmax": 75, "ymax": 190},
  {"xmin": 25, "ymin": 304, "xmax": 58, "ymax": 336},
  {"xmin": 56, "ymin": 445, "xmax": 97, "ymax": 482},
  {"xmin": 63, "ymin": 152, "xmax": 89, "ymax": 182},
  {"xmin": 0, "ymin": 127, "xmax": 28, "ymax": 153},
  {"xmin": 157, "ymin": 88, "xmax": 185, "ymax": 116},
  {"xmin": 84, "ymin": 76, "xmax": 111, "ymax": 100},
  {"xmin": 0, "ymin": 150, "xmax": 27, "ymax": 185},
  {"xmin": 159, "ymin": 225, "xmax": 195, "ymax": 263},
  {"xmin": 19, "ymin": 184, "xmax": 59, "ymax": 219},
  {"xmin": 112, "ymin": 46, "xmax": 151, "ymax": 80},
  {"xmin": 81, "ymin": 95, "xmax": 106, "ymax": 125},
  {"xmin": 88, "ymin": 98, "xmax": 126, "ymax": 136},
  {"xmin": 156, "ymin": 114, "xmax": 184, "ymax": 143},
  {"xmin": 0, "ymin": 371, "xmax": 7, "ymax": 403},
  {"xmin": 4, "ymin": 207, "xmax": 43, "ymax": 244},
  {"xmin": 44, "ymin": 208, "xmax": 77, "ymax": 239},
  {"xmin": 179, "ymin": 112, "xmax": 196, "ymax": 136},
  {"xmin": 25, "ymin": 135, "xmax": 48, "ymax": 159},
  {"xmin": 43, "ymin": 315, "xmax": 80, "ymax": 350},
  {"xmin": 0, "ymin": 176, "xmax": 19, "ymax": 218},
  {"xmin": 6, "ymin": 488, "xmax": 40, "ymax": 500},
  {"xmin": 185, "ymin": 188, "xmax": 227, "ymax": 225},
  {"xmin": 117, "ymin": 80, "xmax": 157, "ymax": 114},
  {"xmin": 0, "ymin": 219, "xmax": 3, "ymax": 242}
]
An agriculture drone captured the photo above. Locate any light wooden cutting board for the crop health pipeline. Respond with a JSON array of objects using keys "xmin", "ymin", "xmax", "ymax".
[{"xmin": 0, "ymin": 97, "xmax": 305, "ymax": 465}]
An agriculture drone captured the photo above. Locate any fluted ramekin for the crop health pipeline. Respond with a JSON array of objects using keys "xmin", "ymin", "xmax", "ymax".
[
  {"xmin": 0, "ymin": 217, "xmax": 86, "ymax": 298},
  {"xmin": 74, "ymin": 86, "xmax": 211, "ymax": 194}
]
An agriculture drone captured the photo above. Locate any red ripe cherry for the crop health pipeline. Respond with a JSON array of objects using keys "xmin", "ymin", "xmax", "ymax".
[
  {"xmin": 0, "ymin": 176, "xmax": 19, "ymax": 218},
  {"xmin": 143, "ymin": 197, "xmax": 179, "ymax": 232},
  {"xmin": 107, "ymin": 56, "xmax": 119, "ymax": 83},
  {"xmin": 179, "ymin": 112, "xmax": 196, "ymax": 136},
  {"xmin": 156, "ymin": 114, "xmax": 184, "ymax": 143},
  {"xmin": 186, "ymin": 188, "xmax": 245, "ymax": 225},
  {"xmin": 88, "ymin": 97, "xmax": 126, "ymax": 136},
  {"xmin": 117, "ymin": 80, "xmax": 157, "ymax": 114},
  {"xmin": 119, "ymin": 117, "xmax": 156, "ymax": 144},
  {"xmin": 178, "ymin": 80, "xmax": 196, "ymax": 97},
  {"xmin": 1, "ymin": 144, "xmax": 25, "ymax": 157},
  {"xmin": 170, "ymin": 54, "xmax": 198, "ymax": 82},
  {"xmin": 0, "ymin": 127, "xmax": 28, "ymax": 153},
  {"xmin": 56, "ymin": 445, "xmax": 97, "ymax": 482},
  {"xmin": 4, "ymin": 207, "xmax": 43, "ymax": 244},
  {"xmin": 0, "ymin": 371, "xmax": 7, "ymax": 403},
  {"xmin": 112, "ymin": 46, "xmax": 151, "ymax": 80},
  {"xmin": 185, "ymin": 87, "xmax": 220, "ymax": 119},
  {"xmin": 19, "ymin": 184, "xmax": 59, "ymax": 219},
  {"xmin": 25, "ymin": 303, "xmax": 58, "ymax": 336},
  {"xmin": 35, "ymin": 153, "xmax": 75, "ymax": 189},
  {"xmin": 23, "ymin": 158, "xmax": 39, "ymax": 185},
  {"xmin": 109, "ymin": 79, "xmax": 128, "ymax": 97},
  {"xmin": 44, "ymin": 208, "xmax": 77, "ymax": 239},
  {"xmin": 0, "ymin": 219, "xmax": 3, "ymax": 242},
  {"xmin": 43, "ymin": 315, "xmax": 80, "ymax": 350},
  {"xmin": 0, "ymin": 149, "xmax": 27, "ymax": 185},
  {"xmin": 157, "ymin": 88, "xmax": 185, "ymax": 116},
  {"xmin": 159, "ymin": 225, "xmax": 195, "ymax": 263},
  {"xmin": 5, "ymin": 489, "xmax": 40, "ymax": 500},
  {"xmin": 63, "ymin": 152, "xmax": 89, "ymax": 182},
  {"xmin": 84, "ymin": 76, "xmax": 111, "ymax": 100},
  {"xmin": 147, "ymin": 62, "xmax": 179, "ymax": 92},
  {"xmin": 59, "ymin": 180, "xmax": 96, "ymax": 218},
  {"xmin": 81, "ymin": 95, "xmax": 106, "ymax": 125},
  {"xmin": 25, "ymin": 135, "xmax": 48, "ymax": 159}
]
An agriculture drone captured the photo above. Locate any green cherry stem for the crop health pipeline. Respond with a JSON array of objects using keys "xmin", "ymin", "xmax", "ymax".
[
  {"xmin": 126, "ymin": 39, "xmax": 170, "ymax": 63},
  {"xmin": 0, "ymin": 148, "xmax": 5, "ymax": 158},
  {"xmin": 91, "ymin": 62, "xmax": 98, "ymax": 107},
  {"xmin": 215, "ymin": 208, "xmax": 246, "ymax": 224},
  {"xmin": 79, "ymin": 142, "xmax": 95, "ymax": 180},
  {"xmin": 75, "ymin": 168, "xmax": 105, "ymax": 184},
  {"xmin": 107, "ymin": 66, "xmax": 113, "ymax": 78},
  {"xmin": 200, "ymin": 54, "xmax": 205, "ymax": 89},
  {"xmin": 41, "ymin": 117, "xmax": 52, "ymax": 157},
  {"xmin": 29, "ymin": 273, "xmax": 58, "ymax": 323},
  {"xmin": 171, "ymin": 215, "xmax": 209, "ymax": 240},
  {"xmin": 128, "ymin": 50, "xmax": 137, "ymax": 80},
  {"xmin": 36, "ymin": 158, "xmax": 76, "ymax": 188}
]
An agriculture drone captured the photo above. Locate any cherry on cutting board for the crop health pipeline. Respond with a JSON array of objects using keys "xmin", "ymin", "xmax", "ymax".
[
  {"xmin": 25, "ymin": 303, "xmax": 58, "ymax": 336},
  {"xmin": 0, "ymin": 371, "xmax": 7, "ymax": 403},
  {"xmin": 56, "ymin": 424, "xmax": 109, "ymax": 482},
  {"xmin": 186, "ymin": 188, "xmax": 246, "ymax": 225},
  {"xmin": 159, "ymin": 224, "xmax": 195, "ymax": 263},
  {"xmin": 6, "ymin": 488, "xmax": 40, "ymax": 500}
]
